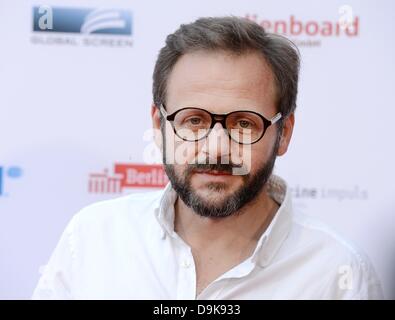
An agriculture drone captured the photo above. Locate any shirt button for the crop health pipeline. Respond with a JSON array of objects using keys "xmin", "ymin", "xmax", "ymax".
[{"xmin": 181, "ymin": 259, "xmax": 191, "ymax": 268}]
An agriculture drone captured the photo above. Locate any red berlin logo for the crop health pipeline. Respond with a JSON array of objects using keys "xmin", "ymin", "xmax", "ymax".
[
  {"xmin": 245, "ymin": 14, "xmax": 359, "ymax": 37},
  {"xmin": 88, "ymin": 163, "xmax": 169, "ymax": 193}
]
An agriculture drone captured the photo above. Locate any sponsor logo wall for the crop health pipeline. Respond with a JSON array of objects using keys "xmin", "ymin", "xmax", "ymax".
[
  {"xmin": 1, "ymin": 0, "xmax": 394, "ymax": 298},
  {"xmin": 88, "ymin": 164, "xmax": 168, "ymax": 193}
]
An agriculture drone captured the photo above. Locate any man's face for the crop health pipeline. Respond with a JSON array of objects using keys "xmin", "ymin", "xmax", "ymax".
[{"xmin": 152, "ymin": 50, "xmax": 293, "ymax": 218}]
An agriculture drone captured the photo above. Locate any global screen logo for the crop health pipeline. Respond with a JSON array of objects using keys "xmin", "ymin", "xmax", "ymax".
[
  {"xmin": 0, "ymin": 166, "xmax": 23, "ymax": 197},
  {"xmin": 32, "ymin": 6, "xmax": 132, "ymax": 36}
]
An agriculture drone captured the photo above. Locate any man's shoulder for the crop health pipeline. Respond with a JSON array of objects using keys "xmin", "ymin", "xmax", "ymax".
[
  {"xmin": 290, "ymin": 212, "xmax": 370, "ymax": 266},
  {"xmin": 287, "ymin": 212, "xmax": 383, "ymax": 299}
]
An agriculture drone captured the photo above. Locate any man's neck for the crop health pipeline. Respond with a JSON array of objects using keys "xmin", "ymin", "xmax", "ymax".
[
  {"xmin": 174, "ymin": 186, "xmax": 280, "ymax": 296},
  {"xmin": 174, "ymin": 187, "xmax": 279, "ymax": 257}
]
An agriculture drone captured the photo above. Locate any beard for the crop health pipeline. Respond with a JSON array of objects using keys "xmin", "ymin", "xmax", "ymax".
[{"xmin": 163, "ymin": 135, "xmax": 280, "ymax": 219}]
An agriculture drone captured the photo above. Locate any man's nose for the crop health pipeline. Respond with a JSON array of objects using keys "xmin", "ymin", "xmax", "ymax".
[{"xmin": 200, "ymin": 122, "xmax": 231, "ymax": 162}]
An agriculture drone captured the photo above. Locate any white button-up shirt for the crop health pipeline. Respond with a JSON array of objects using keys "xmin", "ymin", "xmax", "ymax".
[{"xmin": 32, "ymin": 175, "xmax": 383, "ymax": 299}]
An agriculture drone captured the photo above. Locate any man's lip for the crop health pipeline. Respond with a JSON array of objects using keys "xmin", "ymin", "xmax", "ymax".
[{"xmin": 194, "ymin": 170, "xmax": 232, "ymax": 176}]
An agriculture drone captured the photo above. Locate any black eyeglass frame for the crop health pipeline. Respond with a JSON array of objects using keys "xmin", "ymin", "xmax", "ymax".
[{"xmin": 158, "ymin": 103, "xmax": 282, "ymax": 145}]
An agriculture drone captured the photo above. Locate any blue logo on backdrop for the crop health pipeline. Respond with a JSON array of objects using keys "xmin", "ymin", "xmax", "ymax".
[
  {"xmin": 0, "ymin": 166, "xmax": 23, "ymax": 197},
  {"xmin": 33, "ymin": 6, "xmax": 132, "ymax": 36}
]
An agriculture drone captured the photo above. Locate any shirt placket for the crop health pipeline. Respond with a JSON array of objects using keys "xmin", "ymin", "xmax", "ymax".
[{"xmin": 174, "ymin": 236, "xmax": 197, "ymax": 299}]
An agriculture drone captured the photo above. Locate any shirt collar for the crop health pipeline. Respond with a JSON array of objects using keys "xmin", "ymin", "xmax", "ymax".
[
  {"xmin": 154, "ymin": 174, "xmax": 293, "ymax": 267},
  {"xmin": 251, "ymin": 175, "xmax": 293, "ymax": 267},
  {"xmin": 154, "ymin": 182, "xmax": 178, "ymax": 239}
]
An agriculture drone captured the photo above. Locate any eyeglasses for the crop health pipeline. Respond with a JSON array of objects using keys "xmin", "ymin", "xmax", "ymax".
[{"xmin": 159, "ymin": 104, "xmax": 282, "ymax": 145}]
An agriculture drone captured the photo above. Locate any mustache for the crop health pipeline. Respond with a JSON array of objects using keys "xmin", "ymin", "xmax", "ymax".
[{"xmin": 185, "ymin": 162, "xmax": 244, "ymax": 175}]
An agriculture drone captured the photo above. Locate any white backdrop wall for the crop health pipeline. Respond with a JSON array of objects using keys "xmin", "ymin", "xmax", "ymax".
[{"xmin": 0, "ymin": 0, "xmax": 394, "ymax": 299}]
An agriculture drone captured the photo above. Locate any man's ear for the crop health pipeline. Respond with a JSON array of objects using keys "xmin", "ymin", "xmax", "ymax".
[
  {"xmin": 277, "ymin": 113, "xmax": 295, "ymax": 156},
  {"xmin": 151, "ymin": 104, "xmax": 163, "ymax": 151}
]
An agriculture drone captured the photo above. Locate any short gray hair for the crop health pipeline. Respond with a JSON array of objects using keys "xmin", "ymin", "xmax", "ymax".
[{"xmin": 152, "ymin": 16, "xmax": 300, "ymax": 120}]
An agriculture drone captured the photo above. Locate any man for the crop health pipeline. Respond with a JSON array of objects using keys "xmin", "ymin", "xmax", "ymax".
[{"xmin": 33, "ymin": 16, "xmax": 383, "ymax": 299}]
